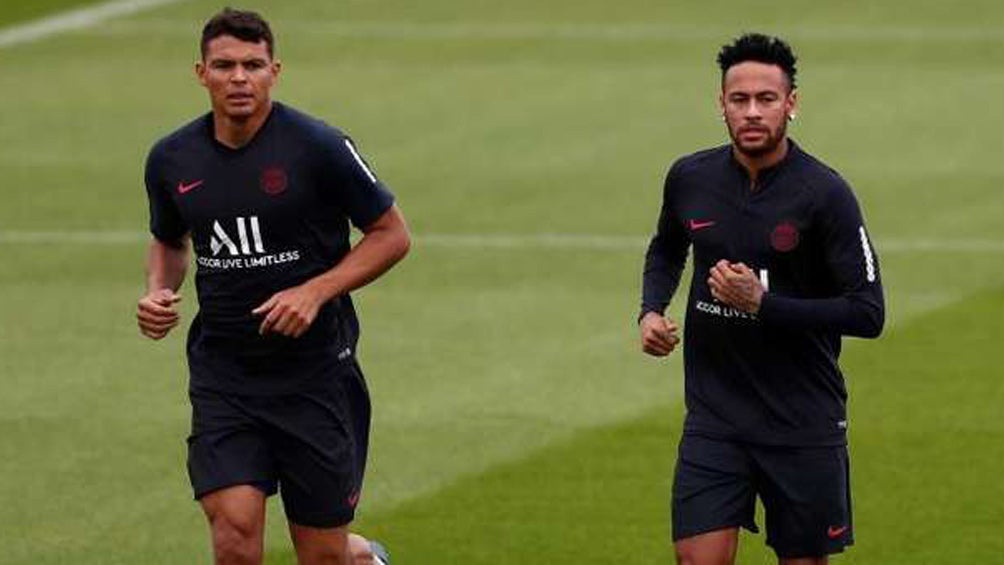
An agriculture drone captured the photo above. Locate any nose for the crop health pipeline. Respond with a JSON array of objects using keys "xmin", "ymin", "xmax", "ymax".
[
  {"xmin": 230, "ymin": 64, "xmax": 248, "ymax": 83},
  {"xmin": 745, "ymin": 99, "xmax": 762, "ymax": 120}
]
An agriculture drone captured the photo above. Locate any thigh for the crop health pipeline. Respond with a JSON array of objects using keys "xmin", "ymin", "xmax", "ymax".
[
  {"xmin": 672, "ymin": 434, "xmax": 759, "ymax": 542},
  {"xmin": 200, "ymin": 483, "xmax": 267, "ymax": 532},
  {"xmin": 266, "ymin": 362, "xmax": 371, "ymax": 528},
  {"xmin": 674, "ymin": 528, "xmax": 740, "ymax": 565},
  {"xmin": 188, "ymin": 387, "xmax": 278, "ymax": 500},
  {"xmin": 753, "ymin": 444, "xmax": 852, "ymax": 559}
]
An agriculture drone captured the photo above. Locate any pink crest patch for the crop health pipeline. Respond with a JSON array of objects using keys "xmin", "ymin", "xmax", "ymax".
[
  {"xmin": 771, "ymin": 222, "xmax": 800, "ymax": 252},
  {"xmin": 261, "ymin": 166, "xmax": 287, "ymax": 195}
]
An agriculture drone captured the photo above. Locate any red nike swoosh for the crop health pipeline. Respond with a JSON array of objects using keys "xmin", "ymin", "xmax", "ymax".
[
  {"xmin": 689, "ymin": 219, "xmax": 716, "ymax": 231},
  {"xmin": 827, "ymin": 525, "xmax": 849, "ymax": 539},
  {"xmin": 177, "ymin": 179, "xmax": 204, "ymax": 194}
]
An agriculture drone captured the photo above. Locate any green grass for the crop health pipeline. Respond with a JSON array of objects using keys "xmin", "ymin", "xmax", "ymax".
[
  {"xmin": 0, "ymin": 0, "xmax": 101, "ymax": 27},
  {"xmin": 1, "ymin": 0, "xmax": 1003, "ymax": 562},
  {"xmin": 344, "ymin": 287, "xmax": 1004, "ymax": 564}
]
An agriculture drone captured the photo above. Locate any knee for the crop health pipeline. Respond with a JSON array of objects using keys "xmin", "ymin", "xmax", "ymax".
[
  {"xmin": 675, "ymin": 546, "xmax": 696, "ymax": 565},
  {"xmin": 300, "ymin": 544, "xmax": 354, "ymax": 565},
  {"xmin": 209, "ymin": 512, "xmax": 262, "ymax": 563}
]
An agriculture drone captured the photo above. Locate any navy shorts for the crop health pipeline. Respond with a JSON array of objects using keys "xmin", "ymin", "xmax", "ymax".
[
  {"xmin": 187, "ymin": 360, "xmax": 370, "ymax": 528},
  {"xmin": 672, "ymin": 434, "xmax": 853, "ymax": 558}
]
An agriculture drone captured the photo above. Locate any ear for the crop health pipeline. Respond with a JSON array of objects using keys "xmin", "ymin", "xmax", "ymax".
[
  {"xmin": 271, "ymin": 59, "xmax": 282, "ymax": 81},
  {"xmin": 786, "ymin": 89, "xmax": 799, "ymax": 118},
  {"xmin": 195, "ymin": 60, "xmax": 208, "ymax": 87},
  {"xmin": 717, "ymin": 92, "xmax": 726, "ymax": 115}
]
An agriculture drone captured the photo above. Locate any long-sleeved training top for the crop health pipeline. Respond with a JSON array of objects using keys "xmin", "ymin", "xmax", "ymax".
[{"xmin": 641, "ymin": 140, "xmax": 884, "ymax": 446}]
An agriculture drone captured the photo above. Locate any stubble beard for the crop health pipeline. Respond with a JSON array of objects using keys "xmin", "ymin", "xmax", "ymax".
[{"xmin": 730, "ymin": 120, "xmax": 788, "ymax": 159}]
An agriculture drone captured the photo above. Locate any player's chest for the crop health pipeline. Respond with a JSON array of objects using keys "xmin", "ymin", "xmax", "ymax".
[
  {"xmin": 677, "ymin": 182, "xmax": 814, "ymax": 262},
  {"xmin": 169, "ymin": 154, "xmax": 316, "ymax": 227}
]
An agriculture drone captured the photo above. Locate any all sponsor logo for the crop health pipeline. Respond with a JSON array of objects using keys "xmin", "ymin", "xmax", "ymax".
[{"xmin": 198, "ymin": 216, "xmax": 300, "ymax": 270}]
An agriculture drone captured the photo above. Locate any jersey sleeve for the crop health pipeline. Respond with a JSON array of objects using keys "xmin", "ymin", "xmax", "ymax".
[
  {"xmin": 315, "ymin": 133, "xmax": 395, "ymax": 229},
  {"xmin": 758, "ymin": 179, "xmax": 885, "ymax": 338},
  {"xmin": 144, "ymin": 144, "xmax": 188, "ymax": 245},
  {"xmin": 640, "ymin": 162, "xmax": 691, "ymax": 320}
]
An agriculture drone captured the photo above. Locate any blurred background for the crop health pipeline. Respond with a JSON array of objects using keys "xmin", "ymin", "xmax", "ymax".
[{"xmin": 1, "ymin": 0, "xmax": 1002, "ymax": 562}]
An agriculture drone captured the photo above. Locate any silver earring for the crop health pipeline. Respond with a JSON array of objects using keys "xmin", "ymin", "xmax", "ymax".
[{"xmin": 788, "ymin": 114, "xmax": 797, "ymax": 122}]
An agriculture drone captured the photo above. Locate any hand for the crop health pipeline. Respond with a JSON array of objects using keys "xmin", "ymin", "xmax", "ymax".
[
  {"xmin": 137, "ymin": 288, "xmax": 182, "ymax": 340},
  {"xmin": 252, "ymin": 281, "xmax": 328, "ymax": 338},
  {"xmin": 640, "ymin": 312, "xmax": 680, "ymax": 357},
  {"xmin": 708, "ymin": 260, "xmax": 764, "ymax": 314}
]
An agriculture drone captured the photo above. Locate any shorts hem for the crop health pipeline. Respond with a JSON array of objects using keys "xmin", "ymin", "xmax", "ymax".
[
  {"xmin": 770, "ymin": 540, "xmax": 853, "ymax": 559},
  {"xmin": 286, "ymin": 510, "xmax": 356, "ymax": 529},
  {"xmin": 192, "ymin": 478, "xmax": 277, "ymax": 501},
  {"xmin": 672, "ymin": 520, "xmax": 759, "ymax": 542}
]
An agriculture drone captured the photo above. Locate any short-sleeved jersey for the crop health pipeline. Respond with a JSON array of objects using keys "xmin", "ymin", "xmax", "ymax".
[
  {"xmin": 145, "ymin": 102, "xmax": 394, "ymax": 395},
  {"xmin": 641, "ymin": 141, "xmax": 884, "ymax": 446}
]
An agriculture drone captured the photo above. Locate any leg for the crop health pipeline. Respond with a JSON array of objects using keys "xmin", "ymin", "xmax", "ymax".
[
  {"xmin": 672, "ymin": 435, "xmax": 757, "ymax": 565},
  {"xmin": 272, "ymin": 363, "xmax": 372, "ymax": 546},
  {"xmin": 289, "ymin": 522, "xmax": 354, "ymax": 565},
  {"xmin": 755, "ymin": 445, "xmax": 852, "ymax": 562},
  {"xmin": 200, "ymin": 485, "xmax": 267, "ymax": 565},
  {"xmin": 675, "ymin": 527, "xmax": 740, "ymax": 565}
]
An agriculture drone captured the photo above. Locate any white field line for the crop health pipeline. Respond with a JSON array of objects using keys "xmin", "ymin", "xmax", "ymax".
[
  {"xmin": 80, "ymin": 19, "xmax": 1004, "ymax": 43},
  {"xmin": 0, "ymin": 0, "xmax": 188, "ymax": 49},
  {"xmin": 0, "ymin": 231, "xmax": 1002, "ymax": 253}
]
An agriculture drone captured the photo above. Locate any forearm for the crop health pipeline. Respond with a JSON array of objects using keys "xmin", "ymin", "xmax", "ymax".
[
  {"xmin": 146, "ymin": 237, "xmax": 190, "ymax": 292},
  {"xmin": 640, "ymin": 234, "xmax": 687, "ymax": 318},
  {"xmin": 309, "ymin": 206, "xmax": 410, "ymax": 301},
  {"xmin": 758, "ymin": 290, "xmax": 884, "ymax": 338}
]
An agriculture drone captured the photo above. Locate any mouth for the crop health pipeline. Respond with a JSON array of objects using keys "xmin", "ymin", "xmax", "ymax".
[
  {"xmin": 226, "ymin": 93, "xmax": 254, "ymax": 103},
  {"xmin": 738, "ymin": 127, "xmax": 769, "ymax": 142}
]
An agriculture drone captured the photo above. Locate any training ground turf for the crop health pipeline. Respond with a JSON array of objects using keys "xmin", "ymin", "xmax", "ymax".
[{"xmin": 1, "ymin": 1, "xmax": 1003, "ymax": 563}]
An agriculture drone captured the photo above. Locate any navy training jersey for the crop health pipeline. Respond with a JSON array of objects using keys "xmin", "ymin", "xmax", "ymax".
[
  {"xmin": 145, "ymin": 102, "xmax": 395, "ymax": 395},
  {"xmin": 641, "ymin": 141, "xmax": 884, "ymax": 446}
]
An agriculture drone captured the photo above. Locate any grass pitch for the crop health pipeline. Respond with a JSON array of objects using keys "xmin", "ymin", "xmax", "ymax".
[{"xmin": 1, "ymin": 0, "xmax": 1003, "ymax": 563}]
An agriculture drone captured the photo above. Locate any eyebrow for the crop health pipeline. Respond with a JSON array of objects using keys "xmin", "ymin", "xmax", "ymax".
[
  {"xmin": 208, "ymin": 56, "xmax": 269, "ymax": 65},
  {"xmin": 728, "ymin": 89, "xmax": 782, "ymax": 97}
]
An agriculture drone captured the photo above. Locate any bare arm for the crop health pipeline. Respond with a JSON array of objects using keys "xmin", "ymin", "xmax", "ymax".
[
  {"xmin": 253, "ymin": 205, "xmax": 411, "ymax": 337},
  {"xmin": 137, "ymin": 237, "xmax": 190, "ymax": 340}
]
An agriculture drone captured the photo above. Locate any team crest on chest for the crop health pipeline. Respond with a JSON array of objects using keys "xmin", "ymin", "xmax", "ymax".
[
  {"xmin": 260, "ymin": 166, "xmax": 288, "ymax": 196},
  {"xmin": 771, "ymin": 221, "xmax": 800, "ymax": 252}
]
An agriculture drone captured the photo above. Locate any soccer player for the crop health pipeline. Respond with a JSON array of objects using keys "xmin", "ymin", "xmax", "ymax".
[
  {"xmin": 135, "ymin": 8, "xmax": 409, "ymax": 565},
  {"xmin": 639, "ymin": 33, "xmax": 884, "ymax": 565}
]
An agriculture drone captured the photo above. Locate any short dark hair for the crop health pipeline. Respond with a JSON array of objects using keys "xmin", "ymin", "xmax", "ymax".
[
  {"xmin": 200, "ymin": 7, "xmax": 274, "ymax": 59},
  {"xmin": 717, "ymin": 33, "xmax": 797, "ymax": 90}
]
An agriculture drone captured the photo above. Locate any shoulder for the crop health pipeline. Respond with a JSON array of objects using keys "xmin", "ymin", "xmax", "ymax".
[
  {"xmin": 145, "ymin": 114, "xmax": 210, "ymax": 182},
  {"xmin": 788, "ymin": 143, "xmax": 862, "ymax": 213},
  {"xmin": 273, "ymin": 102, "xmax": 349, "ymax": 146},
  {"xmin": 668, "ymin": 144, "xmax": 731, "ymax": 181},
  {"xmin": 148, "ymin": 113, "xmax": 211, "ymax": 161}
]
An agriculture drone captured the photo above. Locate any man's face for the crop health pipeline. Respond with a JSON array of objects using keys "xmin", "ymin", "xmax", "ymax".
[
  {"xmin": 197, "ymin": 35, "xmax": 279, "ymax": 120},
  {"xmin": 719, "ymin": 61, "xmax": 797, "ymax": 158}
]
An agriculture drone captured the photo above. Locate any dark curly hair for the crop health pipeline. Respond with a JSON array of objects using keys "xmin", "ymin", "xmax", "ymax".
[
  {"xmin": 717, "ymin": 33, "xmax": 797, "ymax": 90},
  {"xmin": 201, "ymin": 7, "xmax": 274, "ymax": 59}
]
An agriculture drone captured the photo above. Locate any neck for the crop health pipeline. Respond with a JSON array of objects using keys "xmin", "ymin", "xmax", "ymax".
[
  {"xmin": 733, "ymin": 137, "xmax": 789, "ymax": 184},
  {"xmin": 213, "ymin": 101, "xmax": 273, "ymax": 149}
]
